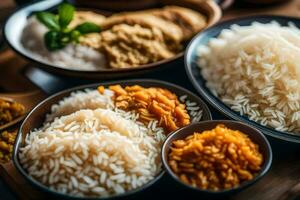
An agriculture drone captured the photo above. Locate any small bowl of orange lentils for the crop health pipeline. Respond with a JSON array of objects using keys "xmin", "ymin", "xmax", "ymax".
[{"xmin": 161, "ymin": 120, "xmax": 272, "ymax": 196}]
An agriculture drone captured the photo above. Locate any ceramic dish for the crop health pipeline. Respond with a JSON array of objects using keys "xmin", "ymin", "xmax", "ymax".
[
  {"xmin": 185, "ymin": 15, "xmax": 300, "ymax": 143},
  {"xmin": 162, "ymin": 120, "xmax": 272, "ymax": 196},
  {"xmin": 4, "ymin": 0, "xmax": 221, "ymax": 79},
  {"xmin": 13, "ymin": 79, "xmax": 212, "ymax": 199}
]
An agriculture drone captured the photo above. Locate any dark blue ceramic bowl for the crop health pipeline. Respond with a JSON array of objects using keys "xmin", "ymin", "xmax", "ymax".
[
  {"xmin": 162, "ymin": 120, "xmax": 272, "ymax": 196},
  {"xmin": 13, "ymin": 79, "xmax": 212, "ymax": 199},
  {"xmin": 185, "ymin": 15, "xmax": 300, "ymax": 143}
]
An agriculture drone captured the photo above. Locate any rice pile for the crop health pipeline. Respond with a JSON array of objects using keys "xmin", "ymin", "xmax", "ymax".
[
  {"xmin": 20, "ymin": 108, "xmax": 165, "ymax": 197},
  {"xmin": 197, "ymin": 22, "xmax": 300, "ymax": 134},
  {"xmin": 180, "ymin": 94, "xmax": 203, "ymax": 123},
  {"xmin": 46, "ymin": 89, "xmax": 114, "ymax": 122},
  {"xmin": 19, "ymin": 87, "xmax": 203, "ymax": 197},
  {"xmin": 20, "ymin": 17, "xmax": 106, "ymax": 70}
]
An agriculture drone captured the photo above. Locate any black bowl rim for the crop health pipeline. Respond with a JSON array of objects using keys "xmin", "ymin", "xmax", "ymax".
[
  {"xmin": 161, "ymin": 120, "xmax": 273, "ymax": 194},
  {"xmin": 184, "ymin": 14, "xmax": 300, "ymax": 143},
  {"xmin": 3, "ymin": 0, "xmax": 220, "ymax": 77},
  {"xmin": 13, "ymin": 78, "xmax": 212, "ymax": 200}
]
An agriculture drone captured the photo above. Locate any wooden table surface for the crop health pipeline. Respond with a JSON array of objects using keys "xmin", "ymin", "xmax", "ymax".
[{"xmin": 1, "ymin": 0, "xmax": 300, "ymax": 200}]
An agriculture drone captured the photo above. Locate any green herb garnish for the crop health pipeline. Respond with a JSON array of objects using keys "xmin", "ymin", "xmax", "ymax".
[{"xmin": 36, "ymin": 2, "xmax": 101, "ymax": 51}]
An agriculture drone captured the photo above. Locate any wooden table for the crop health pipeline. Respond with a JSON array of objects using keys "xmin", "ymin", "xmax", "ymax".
[{"xmin": 1, "ymin": 0, "xmax": 300, "ymax": 200}]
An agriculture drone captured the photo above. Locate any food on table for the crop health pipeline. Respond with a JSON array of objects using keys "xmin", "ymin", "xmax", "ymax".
[
  {"xmin": 168, "ymin": 124, "xmax": 263, "ymax": 191},
  {"xmin": 102, "ymin": 12, "xmax": 184, "ymax": 44},
  {"xmin": 46, "ymin": 89, "xmax": 114, "ymax": 122},
  {"xmin": 35, "ymin": 3, "xmax": 101, "ymax": 51},
  {"xmin": 0, "ymin": 99, "xmax": 25, "ymax": 126},
  {"xmin": 21, "ymin": 3, "xmax": 207, "ymax": 70},
  {"xmin": 99, "ymin": 85, "xmax": 191, "ymax": 132},
  {"xmin": 108, "ymin": 6, "xmax": 207, "ymax": 40},
  {"xmin": 95, "ymin": 24, "xmax": 178, "ymax": 68},
  {"xmin": 21, "ymin": 3, "xmax": 106, "ymax": 71},
  {"xmin": 151, "ymin": 6, "xmax": 206, "ymax": 40},
  {"xmin": 197, "ymin": 22, "xmax": 300, "ymax": 134},
  {"xmin": 0, "ymin": 130, "xmax": 17, "ymax": 163},
  {"xmin": 20, "ymin": 108, "xmax": 165, "ymax": 197},
  {"xmin": 69, "ymin": 11, "xmax": 106, "ymax": 28},
  {"xmin": 20, "ymin": 85, "xmax": 203, "ymax": 197}
]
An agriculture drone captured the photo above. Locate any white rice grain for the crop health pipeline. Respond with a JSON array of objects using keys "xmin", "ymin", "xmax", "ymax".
[{"xmin": 198, "ymin": 22, "xmax": 300, "ymax": 134}]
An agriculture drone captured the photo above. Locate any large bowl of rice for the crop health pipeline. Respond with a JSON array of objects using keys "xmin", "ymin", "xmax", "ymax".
[
  {"xmin": 185, "ymin": 15, "xmax": 300, "ymax": 143},
  {"xmin": 13, "ymin": 79, "xmax": 211, "ymax": 199}
]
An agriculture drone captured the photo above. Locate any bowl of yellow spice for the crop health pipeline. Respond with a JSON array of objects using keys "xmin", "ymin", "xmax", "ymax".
[
  {"xmin": 161, "ymin": 120, "xmax": 272, "ymax": 196},
  {"xmin": 0, "ymin": 98, "xmax": 25, "ymax": 163},
  {"xmin": 0, "ymin": 98, "xmax": 25, "ymax": 129},
  {"xmin": 0, "ymin": 130, "xmax": 17, "ymax": 163}
]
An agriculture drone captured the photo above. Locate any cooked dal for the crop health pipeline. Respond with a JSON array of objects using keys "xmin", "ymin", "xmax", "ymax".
[
  {"xmin": 0, "ymin": 130, "xmax": 17, "ymax": 163},
  {"xmin": 0, "ymin": 99, "xmax": 25, "ymax": 126}
]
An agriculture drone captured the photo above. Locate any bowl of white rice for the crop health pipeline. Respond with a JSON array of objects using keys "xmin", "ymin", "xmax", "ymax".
[
  {"xmin": 13, "ymin": 79, "xmax": 211, "ymax": 199},
  {"xmin": 185, "ymin": 15, "xmax": 300, "ymax": 143}
]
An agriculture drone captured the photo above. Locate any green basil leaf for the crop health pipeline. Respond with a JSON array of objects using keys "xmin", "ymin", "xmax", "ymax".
[
  {"xmin": 70, "ymin": 30, "xmax": 81, "ymax": 42},
  {"xmin": 36, "ymin": 12, "xmax": 60, "ymax": 31},
  {"xmin": 75, "ymin": 22, "xmax": 101, "ymax": 34},
  {"xmin": 44, "ymin": 31, "xmax": 65, "ymax": 51},
  {"xmin": 58, "ymin": 3, "xmax": 75, "ymax": 29}
]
